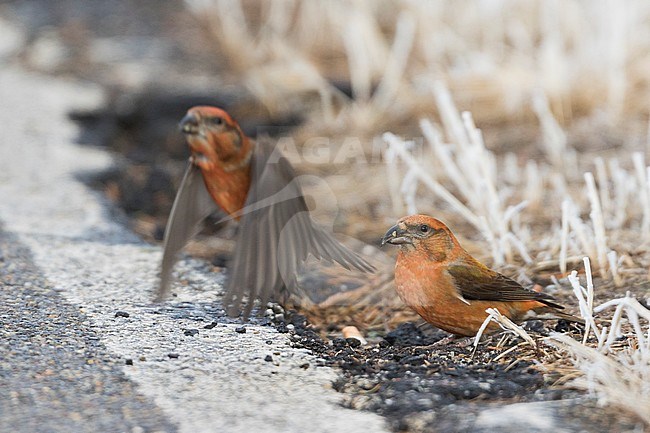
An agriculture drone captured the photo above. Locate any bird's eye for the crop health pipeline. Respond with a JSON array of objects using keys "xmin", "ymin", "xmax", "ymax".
[
  {"xmin": 210, "ymin": 117, "xmax": 224, "ymax": 126},
  {"xmin": 419, "ymin": 224, "xmax": 429, "ymax": 233}
]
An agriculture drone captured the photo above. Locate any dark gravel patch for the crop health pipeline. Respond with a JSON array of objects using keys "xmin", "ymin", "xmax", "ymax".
[
  {"xmin": 0, "ymin": 227, "xmax": 177, "ymax": 433},
  {"xmin": 271, "ymin": 311, "xmax": 642, "ymax": 433}
]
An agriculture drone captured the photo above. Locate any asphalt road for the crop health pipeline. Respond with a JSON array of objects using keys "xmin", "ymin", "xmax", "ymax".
[{"xmin": 0, "ymin": 67, "xmax": 388, "ymax": 433}]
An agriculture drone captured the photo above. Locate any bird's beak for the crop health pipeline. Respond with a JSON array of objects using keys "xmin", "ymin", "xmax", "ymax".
[
  {"xmin": 179, "ymin": 113, "xmax": 200, "ymax": 135},
  {"xmin": 381, "ymin": 224, "xmax": 412, "ymax": 246}
]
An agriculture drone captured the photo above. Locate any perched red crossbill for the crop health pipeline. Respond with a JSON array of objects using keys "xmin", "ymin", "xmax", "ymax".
[
  {"xmin": 157, "ymin": 106, "xmax": 374, "ymax": 317},
  {"xmin": 382, "ymin": 215, "xmax": 583, "ymax": 336}
]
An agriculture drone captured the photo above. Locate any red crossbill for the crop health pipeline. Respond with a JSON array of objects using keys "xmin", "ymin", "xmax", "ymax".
[
  {"xmin": 157, "ymin": 106, "xmax": 374, "ymax": 316},
  {"xmin": 382, "ymin": 215, "xmax": 583, "ymax": 336}
]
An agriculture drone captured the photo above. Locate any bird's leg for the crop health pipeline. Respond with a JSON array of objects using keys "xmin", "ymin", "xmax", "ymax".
[{"xmin": 417, "ymin": 334, "xmax": 473, "ymax": 349}]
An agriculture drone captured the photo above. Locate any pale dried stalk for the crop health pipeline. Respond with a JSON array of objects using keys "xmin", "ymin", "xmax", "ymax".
[
  {"xmin": 420, "ymin": 119, "xmax": 475, "ymax": 205},
  {"xmin": 384, "ymin": 115, "xmax": 533, "ymax": 266},
  {"xmin": 565, "ymin": 198, "xmax": 597, "ymax": 268},
  {"xmin": 422, "ymin": 84, "xmax": 530, "ymax": 265},
  {"xmin": 186, "ymin": 0, "xmax": 257, "ymax": 71},
  {"xmin": 189, "ymin": 1, "xmax": 650, "ymax": 136},
  {"xmin": 607, "ymin": 158, "xmax": 632, "ymax": 229},
  {"xmin": 551, "ymin": 333, "xmax": 650, "ymax": 426},
  {"xmin": 633, "ymin": 153, "xmax": 650, "ymax": 238},
  {"xmin": 559, "ymin": 199, "xmax": 570, "ymax": 274},
  {"xmin": 551, "ymin": 268, "xmax": 650, "ymax": 426},
  {"xmin": 432, "ymin": 81, "xmax": 471, "ymax": 150},
  {"xmin": 343, "ymin": 6, "xmax": 379, "ymax": 102},
  {"xmin": 524, "ymin": 160, "xmax": 545, "ymax": 208},
  {"xmin": 583, "ymin": 257, "xmax": 596, "ymax": 344},
  {"xmin": 584, "ymin": 172, "xmax": 609, "ymax": 275},
  {"xmin": 532, "ymin": 91, "xmax": 571, "ymax": 172},
  {"xmin": 474, "ymin": 307, "xmax": 536, "ymax": 350},
  {"xmin": 566, "ymin": 265, "xmax": 601, "ymax": 346},
  {"xmin": 400, "ymin": 168, "xmax": 419, "ymax": 215},
  {"xmin": 382, "ymin": 132, "xmax": 482, "ymax": 228},
  {"xmin": 371, "ymin": 12, "xmax": 416, "ymax": 111},
  {"xmin": 594, "ymin": 157, "xmax": 611, "ymax": 220},
  {"xmin": 594, "ymin": 294, "xmax": 650, "ymax": 354},
  {"xmin": 607, "ymin": 250, "xmax": 623, "ymax": 287},
  {"xmin": 383, "ymin": 146, "xmax": 406, "ymax": 215}
]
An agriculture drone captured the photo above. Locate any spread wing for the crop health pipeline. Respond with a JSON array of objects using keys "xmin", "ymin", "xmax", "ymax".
[
  {"xmin": 223, "ymin": 137, "xmax": 375, "ymax": 317},
  {"xmin": 447, "ymin": 263, "xmax": 563, "ymax": 309},
  {"xmin": 156, "ymin": 162, "xmax": 221, "ymax": 301}
]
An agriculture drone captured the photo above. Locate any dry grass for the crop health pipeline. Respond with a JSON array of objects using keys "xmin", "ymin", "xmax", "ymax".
[
  {"xmin": 186, "ymin": 0, "xmax": 650, "ymax": 131},
  {"xmin": 549, "ymin": 259, "xmax": 650, "ymax": 426},
  {"xmin": 186, "ymin": 0, "xmax": 650, "ymax": 424}
]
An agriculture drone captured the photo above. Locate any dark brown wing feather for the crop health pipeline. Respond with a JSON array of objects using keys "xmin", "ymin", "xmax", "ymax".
[
  {"xmin": 447, "ymin": 263, "xmax": 563, "ymax": 309},
  {"xmin": 223, "ymin": 137, "xmax": 375, "ymax": 317},
  {"xmin": 156, "ymin": 162, "xmax": 221, "ymax": 301}
]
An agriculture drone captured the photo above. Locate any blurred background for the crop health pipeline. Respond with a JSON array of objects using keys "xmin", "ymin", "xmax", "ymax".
[{"xmin": 2, "ymin": 0, "xmax": 649, "ymax": 329}]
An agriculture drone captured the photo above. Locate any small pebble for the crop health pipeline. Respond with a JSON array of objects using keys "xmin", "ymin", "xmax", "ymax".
[
  {"xmin": 168, "ymin": 353, "xmax": 179, "ymax": 359},
  {"xmin": 290, "ymin": 314, "xmax": 307, "ymax": 327},
  {"xmin": 274, "ymin": 313, "xmax": 285, "ymax": 321},
  {"xmin": 183, "ymin": 329, "xmax": 199, "ymax": 337},
  {"xmin": 299, "ymin": 363, "xmax": 309, "ymax": 369},
  {"xmin": 114, "ymin": 311, "xmax": 130, "ymax": 318},
  {"xmin": 478, "ymin": 382, "xmax": 491, "ymax": 391},
  {"xmin": 342, "ymin": 326, "xmax": 367, "ymax": 345},
  {"xmin": 153, "ymin": 225, "xmax": 165, "ymax": 241},
  {"xmin": 264, "ymin": 355, "xmax": 273, "ymax": 362},
  {"xmin": 203, "ymin": 322, "xmax": 218, "ymax": 329},
  {"xmin": 555, "ymin": 320, "xmax": 570, "ymax": 332},
  {"xmin": 125, "ymin": 359, "xmax": 133, "ymax": 366},
  {"xmin": 235, "ymin": 326, "xmax": 246, "ymax": 334}
]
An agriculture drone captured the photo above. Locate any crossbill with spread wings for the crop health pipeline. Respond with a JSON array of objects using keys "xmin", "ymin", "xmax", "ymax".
[{"xmin": 157, "ymin": 106, "xmax": 374, "ymax": 317}]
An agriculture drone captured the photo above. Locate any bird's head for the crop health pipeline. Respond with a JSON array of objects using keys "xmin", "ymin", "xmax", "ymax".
[
  {"xmin": 381, "ymin": 214, "xmax": 457, "ymax": 261},
  {"xmin": 179, "ymin": 106, "xmax": 250, "ymax": 171}
]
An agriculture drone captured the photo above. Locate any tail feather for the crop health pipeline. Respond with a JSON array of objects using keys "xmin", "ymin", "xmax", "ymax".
[{"xmin": 525, "ymin": 307, "xmax": 585, "ymax": 325}]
